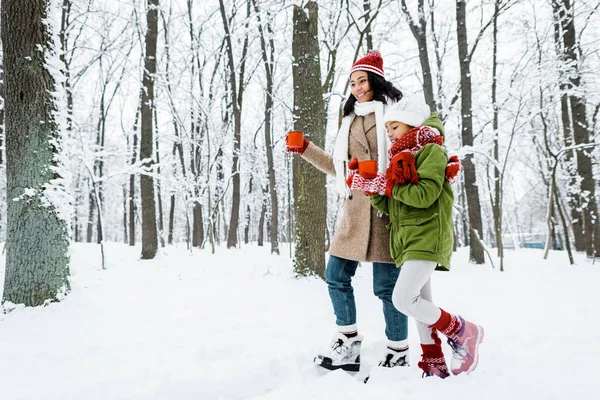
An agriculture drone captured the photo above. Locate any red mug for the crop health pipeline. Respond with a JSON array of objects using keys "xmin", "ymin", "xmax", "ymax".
[
  {"xmin": 358, "ymin": 160, "xmax": 378, "ymax": 179},
  {"xmin": 287, "ymin": 131, "xmax": 305, "ymax": 148}
]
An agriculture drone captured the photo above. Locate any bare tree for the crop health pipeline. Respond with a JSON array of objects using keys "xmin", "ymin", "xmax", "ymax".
[
  {"xmin": 456, "ymin": 0, "xmax": 485, "ymax": 263},
  {"xmin": 252, "ymin": 0, "xmax": 280, "ymax": 254},
  {"xmin": 219, "ymin": 0, "xmax": 252, "ymax": 249},
  {"xmin": 2, "ymin": 0, "xmax": 71, "ymax": 306},
  {"xmin": 552, "ymin": 0, "xmax": 600, "ymax": 258},
  {"xmin": 140, "ymin": 0, "xmax": 159, "ymax": 259},
  {"xmin": 400, "ymin": 0, "xmax": 436, "ymax": 111},
  {"xmin": 292, "ymin": 1, "xmax": 328, "ymax": 278}
]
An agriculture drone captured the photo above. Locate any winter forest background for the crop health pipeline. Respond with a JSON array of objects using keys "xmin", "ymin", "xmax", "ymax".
[
  {"xmin": 1, "ymin": 0, "xmax": 600, "ymax": 303},
  {"xmin": 0, "ymin": 1, "xmax": 599, "ymax": 399}
]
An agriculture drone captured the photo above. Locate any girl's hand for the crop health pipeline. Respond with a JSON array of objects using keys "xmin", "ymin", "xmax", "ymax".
[{"xmin": 389, "ymin": 151, "xmax": 419, "ymax": 184}]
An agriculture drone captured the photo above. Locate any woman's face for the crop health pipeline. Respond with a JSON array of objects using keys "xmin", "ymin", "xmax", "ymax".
[{"xmin": 350, "ymin": 71, "xmax": 374, "ymax": 103}]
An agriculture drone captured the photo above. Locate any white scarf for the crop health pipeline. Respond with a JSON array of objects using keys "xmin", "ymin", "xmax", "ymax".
[{"xmin": 333, "ymin": 99, "xmax": 389, "ymax": 195}]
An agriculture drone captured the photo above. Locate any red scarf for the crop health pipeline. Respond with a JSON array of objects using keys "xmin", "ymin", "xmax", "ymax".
[
  {"xmin": 388, "ymin": 126, "xmax": 444, "ymax": 160},
  {"xmin": 386, "ymin": 126, "xmax": 461, "ymax": 184}
]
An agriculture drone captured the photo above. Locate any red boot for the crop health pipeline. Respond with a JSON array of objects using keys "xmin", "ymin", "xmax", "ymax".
[{"xmin": 418, "ymin": 343, "xmax": 450, "ymax": 378}]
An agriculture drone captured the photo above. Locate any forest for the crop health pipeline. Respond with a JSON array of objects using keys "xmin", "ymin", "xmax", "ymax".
[{"xmin": 1, "ymin": 0, "xmax": 599, "ymax": 306}]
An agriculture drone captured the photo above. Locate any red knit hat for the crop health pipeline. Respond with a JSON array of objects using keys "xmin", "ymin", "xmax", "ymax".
[{"xmin": 350, "ymin": 50, "xmax": 384, "ymax": 78}]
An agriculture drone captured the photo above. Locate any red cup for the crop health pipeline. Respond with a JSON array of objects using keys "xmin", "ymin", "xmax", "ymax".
[
  {"xmin": 358, "ymin": 160, "xmax": 378, "ymax": 179},
  {"xmin": 287, "ymin": 131, "xmax": 305, "ymax": 148}
]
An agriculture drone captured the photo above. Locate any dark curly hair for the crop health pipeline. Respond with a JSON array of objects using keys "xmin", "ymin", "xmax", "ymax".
[{"xmin": 343, "ymin": 72, "xmax": 403, "ymax": 117}]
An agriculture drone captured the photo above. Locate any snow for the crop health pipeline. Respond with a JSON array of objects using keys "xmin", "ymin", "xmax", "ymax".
[{"xmin": 0, "ymin": 243, "xmax": 597, "ymax": 400}]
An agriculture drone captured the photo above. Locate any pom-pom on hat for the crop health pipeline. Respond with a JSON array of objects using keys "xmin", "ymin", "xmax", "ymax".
[
  {"xmin": 384, "ymin": 96, "xmax": 430, "ymax": 128},
  {"xmin": 350, "ymin": 50, "xmax": 385, "ymax": 78}
]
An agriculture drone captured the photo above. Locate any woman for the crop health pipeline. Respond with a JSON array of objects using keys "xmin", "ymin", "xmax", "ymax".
[{"xmin": 286, "ymin": 50, "xmax": 445, "ymax": 372}]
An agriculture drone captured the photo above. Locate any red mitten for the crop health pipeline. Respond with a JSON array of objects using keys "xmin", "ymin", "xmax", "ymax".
[
  {"xmin": 384, "ymin": 177, "xmax": 394, "ymax": 197},
  {"xmin": 387, "ymin": 155, "xmax": 406, "ymax": 186},
  {"xmin": 395, "ymin": 151, "xmax": 419, "ymax": 184},
  {"xmin": 346, "ymin": 157, "xmax": 359, "ymax": 188},
  {"xmin": 445, "ymin": 155, "xmax": 461, "ymax": 184},
  {"xmin": 350, "ymin": 173, "xmax": 387, "ymax": 196},
  {"xmin": 346, "ymin": 171, "xmax": 356, "ymax": 188},
  {"xmin": 285, "ymin": 135, "xmax": 310, "ymax": 154},
  {"xmin": 348, "ymin": 157, "xmax": 359, "ymax": 171}
]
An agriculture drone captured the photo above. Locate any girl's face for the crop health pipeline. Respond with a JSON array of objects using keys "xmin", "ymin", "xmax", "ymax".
[
  {"xmin": 350, "ymin": 71, "xmax": 374, "ymax": 103},
  {"xmin": 386, "ymin": 120, "xmax": 412, "ymax": 142}
]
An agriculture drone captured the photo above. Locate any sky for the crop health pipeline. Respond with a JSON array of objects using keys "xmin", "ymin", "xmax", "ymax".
[{"xmin": 0, "ymin": 242, "xmax": 597, "ymax": 400}]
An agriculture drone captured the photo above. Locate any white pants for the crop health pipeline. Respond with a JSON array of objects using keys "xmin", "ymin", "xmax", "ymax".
[{"xmin": 392, "ymin": 260, "xmax": 442, "ymax": 345}]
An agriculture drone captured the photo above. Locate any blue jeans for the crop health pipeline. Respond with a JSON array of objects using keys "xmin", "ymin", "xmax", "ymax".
[{"xmin": 324, "ymin": 255, "xmax": 408, "ymax": 341}]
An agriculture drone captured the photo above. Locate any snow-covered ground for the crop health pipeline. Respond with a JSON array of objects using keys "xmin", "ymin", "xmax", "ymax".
[{"xmin": 0, "ymin": 242, "xmax": 597, "ymax": 400}]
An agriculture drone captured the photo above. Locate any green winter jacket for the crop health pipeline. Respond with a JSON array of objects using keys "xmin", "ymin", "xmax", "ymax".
[{"xmin": 370, "ymin": 142, "xmax": 454, "ymax": 271}]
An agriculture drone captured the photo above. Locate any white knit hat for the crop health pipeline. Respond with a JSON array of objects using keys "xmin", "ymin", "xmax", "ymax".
[{"xmin": 384, "ymin": 96, "xmax": 430, "ymax": 127}]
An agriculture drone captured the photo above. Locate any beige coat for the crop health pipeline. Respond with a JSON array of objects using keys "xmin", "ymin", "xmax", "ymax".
[{"xmin": 301, "ymin": 113, "xmax": 394, "ymax": 263}]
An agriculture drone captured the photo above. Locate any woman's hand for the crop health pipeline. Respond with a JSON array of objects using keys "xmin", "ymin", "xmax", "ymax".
[
  {"xmin": 350, "ymin": 172, "xmax": 387, "ymax": 196},
  {"xmin": 285, "ymin": 134, "xmax": 309, "ymax": 154}
]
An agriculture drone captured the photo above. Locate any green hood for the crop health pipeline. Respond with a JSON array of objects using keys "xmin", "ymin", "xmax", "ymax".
[{"xmin": 423, "ymin": 112, "xmax": 445, "ymax": 138}]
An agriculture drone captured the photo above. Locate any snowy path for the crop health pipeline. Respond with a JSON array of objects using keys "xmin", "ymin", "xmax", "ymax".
[{"xmin": 0, "ymin": 243, "xmax": 597, "ymax": 400}]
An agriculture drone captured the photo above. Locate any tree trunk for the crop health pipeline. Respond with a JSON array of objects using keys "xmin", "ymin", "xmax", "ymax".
[
  {"xmin": 168, "ymin": 194, "xmax": 175, "ymax": 245},
  {"xmin": 456, "ymin": 0, "xmax": 484, "ymax": 264},
  {"xmin": 401, "ymin": 0, "xmax": 435, "ymax": 111},
  {"xmin": 553, "ymin": 0, "xmax": 600, "ymax": 258},
  {"xmin": 244, "ymin": 174, "xmax": 253, "ymax": 244},
  {"xmin": 552, "ymin": 1, "xmax": 584, "ymax": 252},
  {"xmin": 129, "ymin": 97, "xmax": 140, "ymax": 247},
  {"xmin": 86, "ymin": 189, "xmax": 95, "ymax": 242},
  {"xmin": 363, "ymin": 0, "xmax": 374, "ymax": 50},
  {"xmin": 292, "ymin": 2, "xmax": 328, "ymax": 278},
  {"xmin": 258, "ymin": 184, "xmax": 268, "ymax": 247},
  {"xmin": 221, "ymin": 0, "xmax": 251, "ymax": 249},
  {"xmin": 140, "ymin": 0, "xmax": 159, "ymax": 259},
  {"xmin": 2, "ymin": 0, "xmax": 71, "ymax": 306},
  {"xmin": 252, "ymin": 0, "xmax": 279, "ymax": 254},
  {"xmin": 192, "ymin": 200, "xmax": 204, "ymax": 247},
  {"xmin": 154, "ymin": 114, "xmax": 165, "ymax": 248},
  {"xmin": 123, "ymin": 185, "xmax": 128, "ymax": 243},
  {"xmin": 491, "ymin": 1, "xmax": 503, "ymax": 271},
  {"xmin": 95, "ymin": 94, "xmax": 105, "ymax": 245}
]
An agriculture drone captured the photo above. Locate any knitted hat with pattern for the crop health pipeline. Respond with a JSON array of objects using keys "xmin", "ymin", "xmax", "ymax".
[{"xmin": 350, "ymin": 50, "xmax": 384, "ymax": 78}]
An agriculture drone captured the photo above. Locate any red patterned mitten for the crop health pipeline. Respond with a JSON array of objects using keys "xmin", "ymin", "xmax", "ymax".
[
  {"xmin": 346, "ymin": 157, "xmax": 359, "ymax": 188},
  {"xmin": 350, "ymin": 173, "xmax": 387, "ymax": 196},
  {"xmin": 445, "ymin": 155, "xmax": 461, "ymax": 184}
]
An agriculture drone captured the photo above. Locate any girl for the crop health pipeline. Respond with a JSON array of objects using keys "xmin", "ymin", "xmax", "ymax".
[{"xmin": 351, "ymin": 96, "xmax": 483, "ymax": 378}]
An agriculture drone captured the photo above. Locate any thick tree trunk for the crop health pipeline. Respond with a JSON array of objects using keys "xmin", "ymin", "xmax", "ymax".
[
  {"xmin": 292, "ymin": 2, "xmax": 328, "ymax": 278},
  {"xmin": 552, "ymin": 1, "xmax": 584, "ymax": 252},
  {"xmin": 2, "ymin": 0, "xmax": 71, "ymax": 306},
  {"xmin": 140, "ymin": 0, "xmax": 159, "ymax": 259},
  {"xmin": 192, "ymin": 201, "xmax": 204, "ymax": 247},
  {"xmin": 456, "ymin": 0, "xmax": 484, "ymax": 264},
  {"xmin": 553, "ymin": 0, "xmax": 600, "ymax": 258}
]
